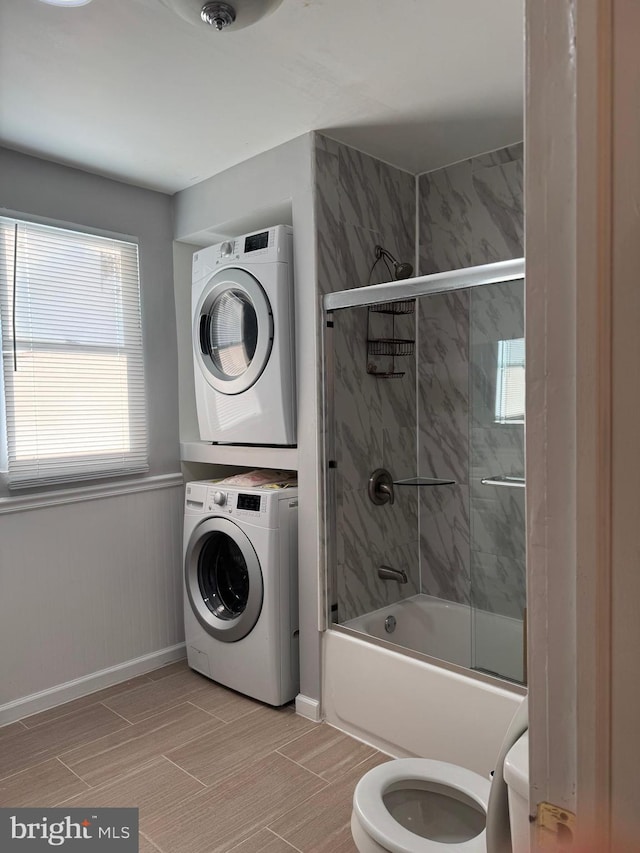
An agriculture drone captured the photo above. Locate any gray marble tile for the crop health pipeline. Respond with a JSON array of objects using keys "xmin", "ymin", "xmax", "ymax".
[
  {"xmin": 469, "ymin": 424, "xmax": 524, "ymax": 480},
  {"xmin": 337, "ymin": 419, "xmax": 383, "ymax": 495},
  {"xmin": 340, "ymin": 222, "xmax": 385, "ymax": 289},
  {"xmin": 471, "ymin": 158, "xmax": 524, "ymax": 265},
  {"xmin": 469, "ymin": 340, "xmax": 498, "ymax": 428},
  {"xmin": 470, "ymin": 280, "xmax": 524, "ymax": 345},
  {"xmin": 316, "ymin": 146, "xmax": 340, "ymax": 222},
  {"xmin": 336, "ymin": 486, "xmax": 419, "ymax": 622},
  {"xmin": 338, "ymin": 145, "xmax": 381, "ymax": 232},
  {"xmin": 470, "ymin": 551, "xmax": 526, "ymax": 619},
  {"xmin": 469, "ymin": 426, "xmax": 524, "ymax": 498},
  {"xmin": 333, "ymin": 307, "xmax": 383, "ymax": 491},
  {"xmin": 417, "ymin": 390, "xmax": 469, "ymax": 484},
  {"xmin": 317, "ymin": 214, "xmax": 345, "ymax": 297},
  {"xmin": 383, "ymin": 425, "xmax": 417, "ymax": 483},
  {"xmin": 418, "ymin": 160, "xmax": 474, "ymax": 275},
  {"xmin": 419, "ymin": 483, "xmax": 470, "ymax": 604},
  {"xmin": 378, "ymin": 160, "xmax": 416, "ymax": 271},
  {"xmin": 418, "ymin": 291, "xmax": 469, "ymax": 485},
  {"xmin": 419, "ymin": 290, "xmax": 470, "ymax": 365},
  {"xmin": 315, "ymin": 132, "xmax": 342, "ymax": 157},
  {"xmin": 379, "ymin": 316, "xmax": 416, "ymax": 428},
  {"xmin": 315, "ymin": 166, "xmax": 345, "ymax": 298},
  {"xmin": 417, "ymin": 143, "xmax": 523, "ymax": 276},
  {"xmin": 470, "ymin": 487, "xmax": 526, "ymax": 563},
  {"xmin": 472, "ymin": 142, "xmax": 523, "ymax": 170},
  {"xmin": 381, "ymin": 487, "xmax": 419, "ymax": 563},
  {"xmin": 335, "ymin": 486, "xmax": 376, "ymax": 590}
]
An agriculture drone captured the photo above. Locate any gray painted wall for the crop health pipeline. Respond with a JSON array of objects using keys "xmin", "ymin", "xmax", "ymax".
[{"xmin": 0, "ymin": 148, "xmax": 183, "ymax": 713}]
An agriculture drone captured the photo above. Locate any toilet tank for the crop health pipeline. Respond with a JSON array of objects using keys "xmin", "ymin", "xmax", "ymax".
[{"xmin": 504, "ymin": 731, "xmax": 530, "ymax": 853}]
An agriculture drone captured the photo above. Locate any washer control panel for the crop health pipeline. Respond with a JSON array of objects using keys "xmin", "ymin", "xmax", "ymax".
[
  {"xmin": 205, "ymin": 487, "xmax": 264, "ymax": 517},
  {"xmin": 237, "ymin": 493, "xmax": 261, "ymax": 512},
  {"xmin": 185, "ymin": 481, "xmax": 298, "ymax": 528}
]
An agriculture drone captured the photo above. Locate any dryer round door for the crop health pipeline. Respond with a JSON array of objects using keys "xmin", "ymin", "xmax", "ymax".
[
  {"xmin": 185, "ymin": 517, "xmax": 263, "ymax": 642},
  {"xmin": 194, "ymin": 268, "xmax": 274, "ymax": 395}
]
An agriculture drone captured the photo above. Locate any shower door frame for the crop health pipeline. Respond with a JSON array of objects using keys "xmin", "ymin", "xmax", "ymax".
[{"xmin": 322, "ymin": 256, "xmax": 526, "ymax": 690}]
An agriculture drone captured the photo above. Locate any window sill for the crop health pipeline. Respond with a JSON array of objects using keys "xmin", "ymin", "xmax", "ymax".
[{"xmin": 0, "ymin": 472, "xmax": 183, "ymax": 515}]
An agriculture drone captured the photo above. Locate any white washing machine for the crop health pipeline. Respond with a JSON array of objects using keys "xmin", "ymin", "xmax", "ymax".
[
  {"xmin": 192, "ymin": 225, "xmax": 296, "ymax": 445},
  {"xmin": 183, "ymin": 480, "xmax": 299, "ymax": 706}
]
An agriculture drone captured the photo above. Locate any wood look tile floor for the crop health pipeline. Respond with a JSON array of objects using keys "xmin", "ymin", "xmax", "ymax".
[{"xmin": 0, "ymin": 661, "xmax": 389, "ymax": 853}]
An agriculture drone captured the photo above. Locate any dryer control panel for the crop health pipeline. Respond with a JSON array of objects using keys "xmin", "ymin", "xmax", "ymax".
[{"xmin": 192, "ymin": 224, "xmax": 293, "ymax": 282}]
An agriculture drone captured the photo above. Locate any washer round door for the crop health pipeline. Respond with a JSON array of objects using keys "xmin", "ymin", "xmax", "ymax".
[
  {"xmin": 185, "ymin": 517, "xmax": 263, "ymax": 642},
  {"xmin": 194, "ymin": 268, "xmax": 274, "ymax": 396}
]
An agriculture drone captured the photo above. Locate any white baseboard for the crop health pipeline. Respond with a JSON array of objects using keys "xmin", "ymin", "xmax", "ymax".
[
  {"xmin": 0, "ymin": 643, "xmax": 186, "ymax": 727},
  {"xmin": 295, "ymin": 693, "xmax": 322, "ymax": 722}
]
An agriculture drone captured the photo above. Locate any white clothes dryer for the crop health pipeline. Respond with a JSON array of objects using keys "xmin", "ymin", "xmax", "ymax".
[
  {"xmin": 192, "ymin": 225, "xmax": 296, "ymax": 445},
  {"xmin": 183, "ymin": 480, "xmax": 299, "ymax": 706}
]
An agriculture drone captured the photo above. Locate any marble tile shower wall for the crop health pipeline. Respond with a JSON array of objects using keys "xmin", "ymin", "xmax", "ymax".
[
  {"xmin": 315, "ymin": 134, "xmax": 417, "ymax": 623},
  {"xmin": 417, "ymin": 143, "xmax": 525, "ymax": 619}
]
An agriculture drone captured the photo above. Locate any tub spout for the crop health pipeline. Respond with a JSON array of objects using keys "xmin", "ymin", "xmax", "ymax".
[{"xmin": 378, "ymin": 565, "xmax": 408, "ymax": 584}]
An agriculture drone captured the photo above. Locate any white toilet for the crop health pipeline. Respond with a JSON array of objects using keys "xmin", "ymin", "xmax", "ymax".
[{"xmin": 351, "ymin": 699, "xmax": 529, "ymax": 853}]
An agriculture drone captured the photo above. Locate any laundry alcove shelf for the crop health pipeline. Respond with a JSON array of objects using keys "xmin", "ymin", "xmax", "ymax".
[{"xmin": 180, "ymin": 441, "xmax": 298, "ymax": 470}]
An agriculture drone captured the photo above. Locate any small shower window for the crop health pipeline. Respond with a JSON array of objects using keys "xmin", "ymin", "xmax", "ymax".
[{"xmin": 495, "ymin": 338, "xmax": 525, "ymax": 424}]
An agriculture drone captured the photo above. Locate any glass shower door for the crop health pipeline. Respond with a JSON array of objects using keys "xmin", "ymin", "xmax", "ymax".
[{"xmin": 468, "ymin": 279, "xmax": 526, "ymax": 683}]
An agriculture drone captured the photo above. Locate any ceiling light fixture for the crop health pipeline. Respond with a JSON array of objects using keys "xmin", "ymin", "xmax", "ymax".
[
  {"xmin": 38, "ymin": 0, "xmax": 94, "ymax": 6},
  {"xmin": 158, "ymin": 0, "xmax": 283, "ymax": 32},
  {"xmin": 200, "ymin": 2, "xmax": 236, "ymax": 30}
]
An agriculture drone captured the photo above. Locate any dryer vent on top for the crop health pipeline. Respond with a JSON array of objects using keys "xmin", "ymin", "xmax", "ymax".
[{"xmin": 192, "ymin": 225, "xmax": 296, "ymax": 446}]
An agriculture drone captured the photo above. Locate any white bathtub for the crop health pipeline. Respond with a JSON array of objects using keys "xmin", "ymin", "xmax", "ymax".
[
  {"xmin": 323, "ymin": 595, "xmax": 526, "ymax": 775},
  {"xmin": 343, "ymin": 593, "xmax": 524, "ymax": 683}
]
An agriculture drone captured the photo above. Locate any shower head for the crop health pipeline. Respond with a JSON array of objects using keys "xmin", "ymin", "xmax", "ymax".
[
  {"xmin": 394, "ymin": 261, "xmax": 414, "ymax": 280},
  {"xmin": 374, "ymin": 245, "xmax": 413, "ymax": 280}
]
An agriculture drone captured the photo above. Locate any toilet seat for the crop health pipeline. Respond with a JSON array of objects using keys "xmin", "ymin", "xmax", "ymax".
[{"xmin": 353, "ymin": 758, "xmax": 490, "ymax": 853}]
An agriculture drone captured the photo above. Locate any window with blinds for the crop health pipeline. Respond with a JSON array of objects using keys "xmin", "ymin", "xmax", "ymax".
[
  {"xmin": 0, "ymin": 217, "xmax": 148, "ymax": 488},
  {"xmin": 495, "ymin": 337, "xmax": 525, "ymax": 424}
]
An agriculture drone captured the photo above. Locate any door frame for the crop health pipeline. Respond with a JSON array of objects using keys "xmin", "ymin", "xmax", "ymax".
[{"xmin": 526, "ymin": 0, "xmax": 640, "ymax": 847}]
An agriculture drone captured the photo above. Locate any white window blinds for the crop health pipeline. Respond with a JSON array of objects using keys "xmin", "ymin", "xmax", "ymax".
[
  {"xmin": 0, "ymin": 217, "xmax": 148, "ymax": 488},
  {"xmin": 495, "ymin": 337, "xmax": 525, "ymax": 424}
]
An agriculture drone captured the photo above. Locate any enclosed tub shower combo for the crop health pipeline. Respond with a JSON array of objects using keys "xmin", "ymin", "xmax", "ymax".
[
  {"xmin": 322, "ymin": 258, "xmax": 526, "ymax": 764},
  {"xmin": 324, "ymin": 257, "xmax": 525, "ymax": 685}
]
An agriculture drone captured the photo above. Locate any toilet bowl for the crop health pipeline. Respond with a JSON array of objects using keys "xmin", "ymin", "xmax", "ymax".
[
  {"xmin": 351, "ymin": 699, "xmax": 528, "ymax": 853},
  {"xmin": 351, "ymin": 758, "xmax": 489, "ymax": 853}
]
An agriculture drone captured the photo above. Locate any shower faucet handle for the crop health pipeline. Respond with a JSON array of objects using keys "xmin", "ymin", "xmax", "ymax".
[
  {"xmin": 378, "ymin": 483, "xmax": 394, "ymax": 504},
  {"xmin": 368, "ymin": 468, "xmax": 395, "ymax": 505}
]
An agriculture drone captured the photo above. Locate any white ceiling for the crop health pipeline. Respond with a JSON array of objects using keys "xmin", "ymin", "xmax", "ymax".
[{"xmin": 0, "ymin": 0, "xmax": 524, "ymax": 194}]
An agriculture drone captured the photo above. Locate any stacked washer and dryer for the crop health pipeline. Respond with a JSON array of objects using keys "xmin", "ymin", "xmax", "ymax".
[{"xmin": 183, "ymin": 226, "xmax": 300, "ymax": 706}]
